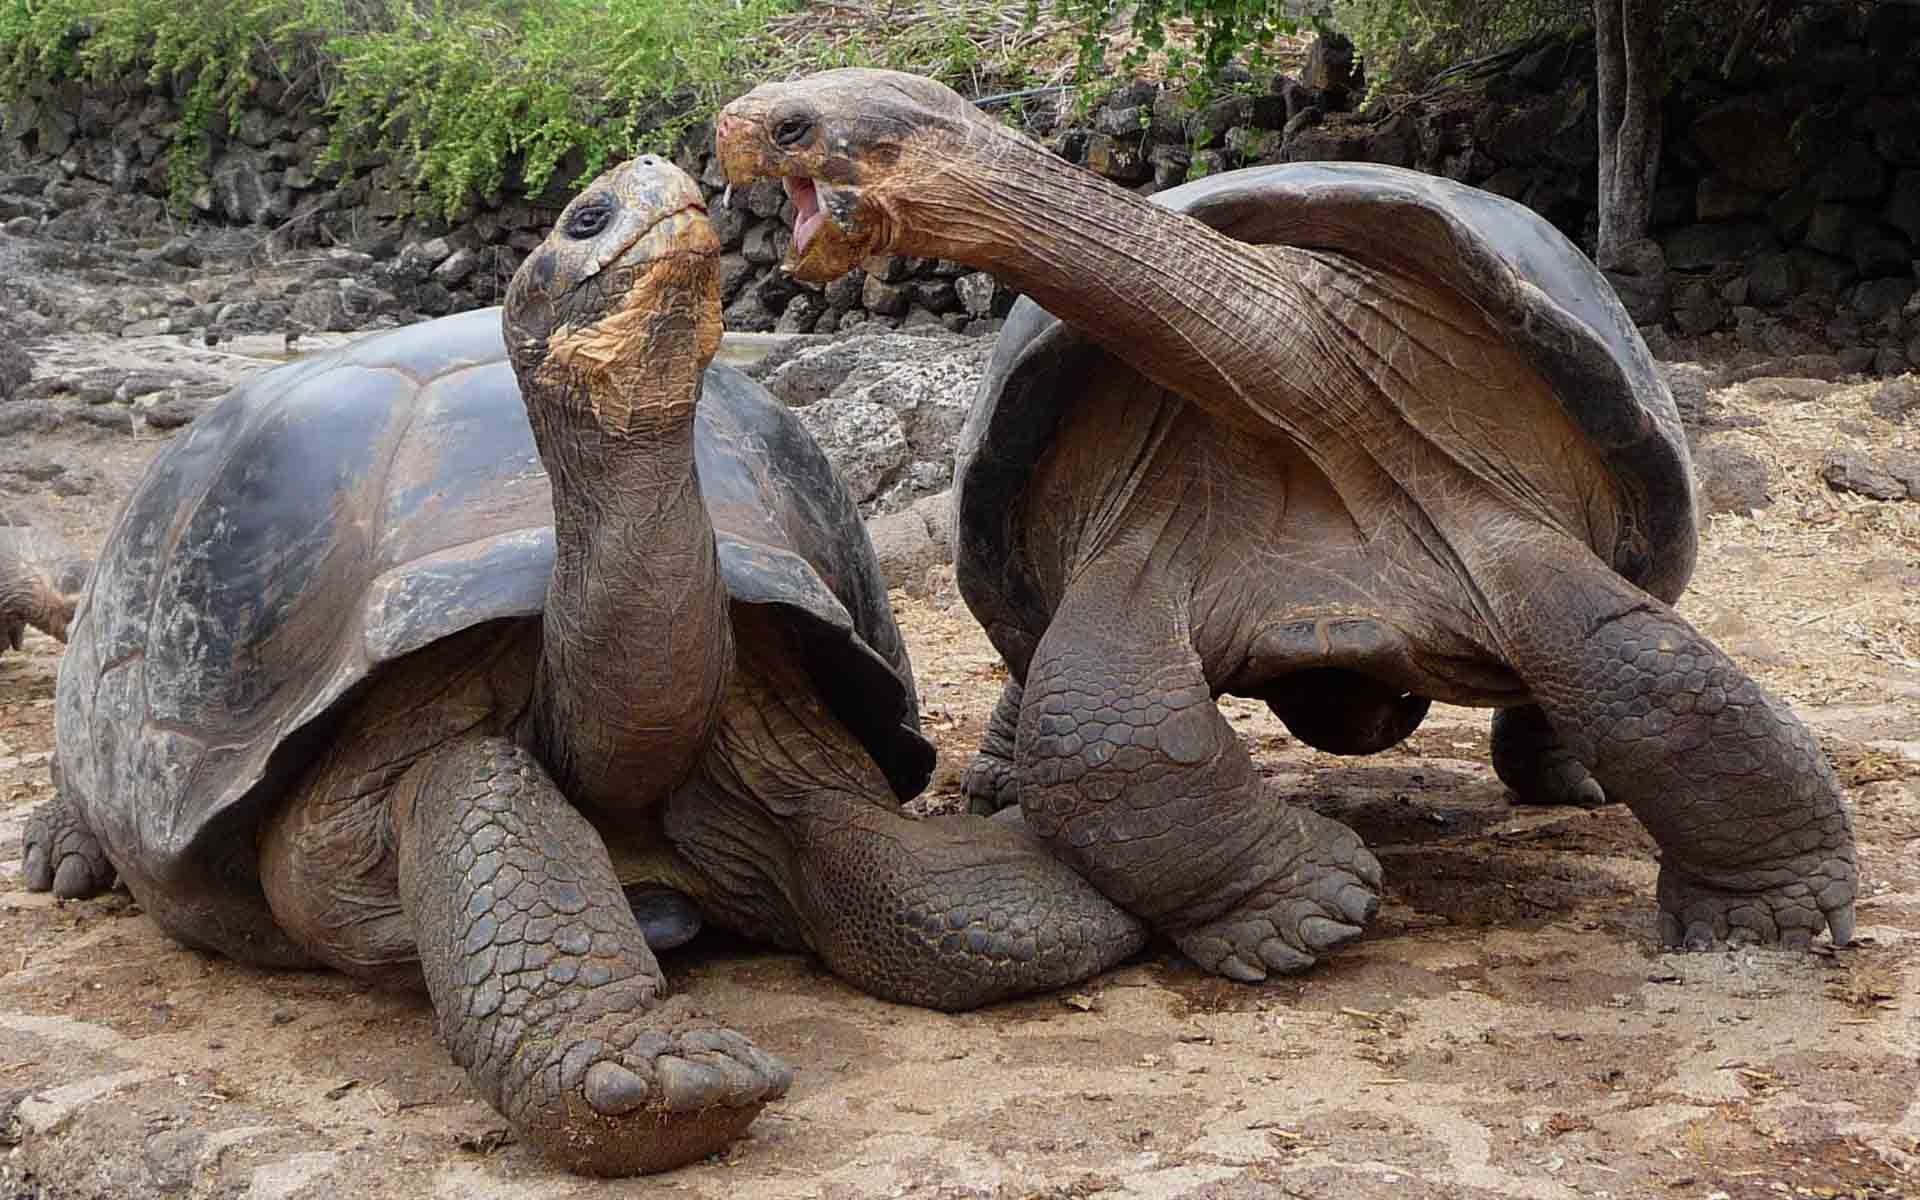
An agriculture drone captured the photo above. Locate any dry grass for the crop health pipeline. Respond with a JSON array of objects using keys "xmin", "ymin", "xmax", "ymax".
[{"xmin": 1681, "ymin": 374, "xmax": 1920, "ymax": 710}]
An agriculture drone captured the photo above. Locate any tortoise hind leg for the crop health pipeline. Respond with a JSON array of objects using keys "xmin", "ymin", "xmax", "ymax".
[
  {"xmin": 791, "ymin": 804, "xmax": 1146, "ymax": 1011},
  {"xmin": 396, "ymin": 735, "xmax": 790, "ymax": 1176},
  {"xmin": 21, "ymin": 788, "xmax": 114, "ymax": 899},
  {"xmin": 1483, "ymin": 541, "xmax": 1855, "ymax": 949},
  {"xmin": 1491, "ymin": 704, "xmax": 1606, "ymax": 808},
  {"xmin": 961, "ymin": 678, "xmax": 1023, "ymax": 815}
]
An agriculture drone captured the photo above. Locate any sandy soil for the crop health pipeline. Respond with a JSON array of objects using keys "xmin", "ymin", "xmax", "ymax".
[{"xmin": 0, "ymin": 357, "xmax": 1916, "ymax": 1199}]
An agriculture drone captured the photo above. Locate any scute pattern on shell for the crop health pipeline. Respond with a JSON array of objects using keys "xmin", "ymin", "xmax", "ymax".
[
  {"xmin": 54, "ymin": 305, "xmax": 929, "ymax": 959},
  {"xmin": 955, "ymin": 161, "xmax": 1696, "ymax": 680}
]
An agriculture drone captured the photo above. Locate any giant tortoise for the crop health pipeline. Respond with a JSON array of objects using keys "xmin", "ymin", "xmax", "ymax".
[
  {"xmin": 22, "ymin": 156, "xmax": 1144, "ymax": 1175},
  {"xmin": 716, "ymin": 69, "xmax": 1857, "ymax": 982},
  {"xmin": 0, "ymin": 514, "xmax": 87, "ymax": 654}
]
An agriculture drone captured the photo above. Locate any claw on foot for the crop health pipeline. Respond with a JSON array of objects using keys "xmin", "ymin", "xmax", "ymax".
[
  {"xmin": 1655, "ymin": 857, "xmax": 1857, "ymax": 952},
  {"xmin": 21, "ymin": 797, "xmax": 114, "ymax": 899},
  {"xmin": 960, "ymin": 750, "xmax": 1019, "ymax": 816},
  {"xmin": 1176, "ymin": 810, "xmax": 1380, "ymax": 982},
  {"xmin": 521, "ymin": 1005, "xmax": 794, "ymax": 1177}
]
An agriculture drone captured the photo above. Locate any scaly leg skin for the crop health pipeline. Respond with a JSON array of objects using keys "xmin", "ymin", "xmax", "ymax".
[
  {"xmin": 1491, "ymin": 546, "xmax": 1856, "ymax": 950},
  {"xmin": 665, "ymin": 659, "xmax": 1146, "ymax": 1012},
  {"xmin": 21, "ymin": 791, "xmax": 115, "ymax": 899},
  {"xmin": 961, "ymin": 678, "xmax": 1023, "ymax": 816},
  {"xmin": 787, "ymin": 802, "xmax": 1147, "ymax": 1011},
  {"xmin": 396, "ymin": 736, "xmax": 790, "ymax": 1176},
  {"xmin": 1015, "ymin": 569, "xmax": 1381, "ymax": 983},
  {"xmin": 1491, "ymin": 704, "xmax": 1606, "ymax": 808}
]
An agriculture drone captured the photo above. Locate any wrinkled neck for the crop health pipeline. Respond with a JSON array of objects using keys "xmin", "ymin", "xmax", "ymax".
[
  {"xmin": 898, "ymin": 129, "xmax": 1327, "ymax": 437},
  {"xmin": 521, "ymin": 351, "xmax": 732, "ymax": 814}
]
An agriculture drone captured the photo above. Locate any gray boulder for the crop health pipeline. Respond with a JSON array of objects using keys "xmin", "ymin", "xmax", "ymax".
[
  {"xmin": 1870, "ymin": 376, "xmax": 1920, "ymax": 423},
  {"xmin": 795, "ymin": 398, "xmax": 910, "ymax": 505},
  {"xmin": 753, "ymin": 332, "xmax": 994, "ymax": 513},
  {"xmin": 1692, "ymin": 437, "xmax": 1773, "ymax": 516},
  {"xmin": 1822, "ymin": 447, "xmax": 1909, "ymax": 501},
  {"xmin": 865, "ymin": 490, "xmax": 956, "ymax": 595}
]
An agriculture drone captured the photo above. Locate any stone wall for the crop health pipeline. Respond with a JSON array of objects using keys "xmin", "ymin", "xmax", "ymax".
[
  {"xmin": 4, "ymin": 11, "xmax": 1918, "ymax": 368},
  {"xmin": 0, "ymin": 76, "xmax": 1018, "ymax": 338},
  {"xmin": 1026, "ymin": 10, "xmax": 1920, "ymax": 374}
]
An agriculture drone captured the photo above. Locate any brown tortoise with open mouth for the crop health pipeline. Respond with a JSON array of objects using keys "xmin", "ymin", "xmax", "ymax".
[
  {"xmin": 716, "ymin": 69, "xmax": 1857, "ymax": 983},
  {"xmin": 21, "ymin": 156, "xmax": 1144, "ymax": 1175}
]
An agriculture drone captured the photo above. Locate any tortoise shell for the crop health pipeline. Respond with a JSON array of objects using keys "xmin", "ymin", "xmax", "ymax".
[
  {"xmin": 55, "ymin": 305, "xmax": 931, "ymax": 957},
  {"xmin": 955, "ymin": 161, "xmax": 1694, "ymax": 679}
]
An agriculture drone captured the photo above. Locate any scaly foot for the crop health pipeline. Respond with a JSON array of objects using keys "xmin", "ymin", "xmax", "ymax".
[
  {"xmin": 21, "ymin": 795, "xmax": 115, "ymax": 898},
  {"xmin": 1656, "ymin": 852, "xmax": 1856, "ymax": 951},
  {"xmin": 1174, "ymin": 808, "xmax": 1381, "ymax": 982}
]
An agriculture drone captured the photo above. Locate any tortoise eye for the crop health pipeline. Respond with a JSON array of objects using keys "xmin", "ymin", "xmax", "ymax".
[
  {"xmin": 773, "ymin": 114, "xmax": 814, "ymax": 148},
  {"xmin": 565, "ymin": 199, "xmax": 613, "ymax": 240}
]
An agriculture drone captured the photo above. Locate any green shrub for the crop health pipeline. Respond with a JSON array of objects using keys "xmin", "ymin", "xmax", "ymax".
[
  {"xmin": 1050, "ymin": 0, "xmax": 1301, "ymax": 106},
  {"xmin": 1328, "ymin": 0, "xmax": 1586, "ymax": 95},
  {"xmin": 0, "ymin": 0, "xmax": 784, "ymax": 217}
]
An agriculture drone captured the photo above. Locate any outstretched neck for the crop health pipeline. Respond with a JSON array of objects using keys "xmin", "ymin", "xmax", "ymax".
[
  {"xmin": 522, "ymin": 340, "xmax": 732, "ymax": 814},
  {"xmin": 902, "ymin": 130, "xmax": 1331, "ymax": 436}
]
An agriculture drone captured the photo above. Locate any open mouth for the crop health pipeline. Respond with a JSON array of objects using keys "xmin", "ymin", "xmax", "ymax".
[{"xmin": 783, "ymin": 176, "xmax": 829, "ymax": 254}]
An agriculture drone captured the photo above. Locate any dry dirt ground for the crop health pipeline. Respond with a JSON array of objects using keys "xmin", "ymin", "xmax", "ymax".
[{"xmin": 0, "ymin": 346, "xmax": 1916, "ymax": 1199}]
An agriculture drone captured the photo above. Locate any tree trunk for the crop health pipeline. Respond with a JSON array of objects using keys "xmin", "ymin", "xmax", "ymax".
[{"xmin": 1594, "ymin": 0, "xmax": 1666, "ymax": 320}]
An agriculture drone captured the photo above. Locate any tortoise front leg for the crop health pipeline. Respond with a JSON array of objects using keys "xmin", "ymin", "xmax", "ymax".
[
  {"xmin": 1015, "ymin": 562, "xmax": 1381, "ymax": 982},
  {"xmin": 396, "ymin": 735, "xmax": 790, "ymax": 1176},
  {"xmin": 961, "ymin": 678, "xmax": 1023, "ymax": 816},
  {"xmin": 1484, "ymin": 543, "xmax": 1856, "ymax": 948},
  {"xmin": 21, "ymin": 787, "xmax": 115, "ymax": 899},
  {"xmin": 1491, "ymin": 704, "xmax": 1606, "ymax": 808}
]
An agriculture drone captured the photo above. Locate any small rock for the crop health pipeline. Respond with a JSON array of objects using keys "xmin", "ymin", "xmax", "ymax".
[
  {"xmin": 120, "ymin": 317, "xmax": 174, "ymax": 338},
  {"xmin": 1854, "ymin": 277, "xmax": 1917, "ymax": 320},
  {"xmin": 862, "ymin": 275, "xmax": 911, "ymax": 318},
  {"xmin": 1837, "ymin": 346, "xmax": 1879, "ymax": 374},
  {"xmin": 0, "ymin": 343, "xmax": 29, "ymax": 401},
  {"xmin": 745, "ymin": 178, "xmax": 785, "ymax": 219},
  {"xmin": 723, "ymin": 291, "xmax": 776, "ymax": 333},
  {"xmin": 1887, "ymin": 450, "xmax": 1920, "ymax": 499},
  {"xmin": 741, "ymin": 221, "xmax": 788, "ymax": 266},
  {"xmin": 1741, "ymin": 377, "xmax": 1832, "ymax": 403},
  {"xmin": 432, "ymin": 247, "xmax": 480, "ymax": 287},
  {"xmin": 148, "ymin": 237, "xmax": 203, "ymax": 268},
  {"xmin": 775, "ymin": 292, "xmax": 826, "ymax": 334},
  {"xmin": 290, "ymin": 287, "xmax": 349, "ymax": 334},
  {"xmin": 865, "ymin": 505, "xmax": 943, "ymax": 595},
  {"xmin": 822, "ymin": 269, "xmax": 866, "ymax": 312},
  {"xmin": 73, "ymin": 405, "xmax": 132, "ymax": 432},
  {"xmin": 1658, "ymin": 361, "xmax": 1713, "ymax": 429},
  {"xmin": 1821, "ymin": 447, "xmax": 1908, "ymax": 500},
  {"xmin": 909, "ymin": 279, "xmax": 960, "ymax": 315},
  {"xmin": 1870, "ymin": 376, "xmax": 1920, "ymax": 422},
  {"xmin": 1692, "ymin": 438, "xmax": 1773, "ymax": 515},
  {"xmin": 867, "ymin": 256, "xmax": 915, "ymax": 284},
  {"xmin": 138, "ymin": 394, "xmax": 218, "ymax": 430}
]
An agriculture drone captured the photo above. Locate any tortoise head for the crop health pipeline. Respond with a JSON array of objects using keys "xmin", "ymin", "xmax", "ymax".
[
  {"xmin": 716, "ymin": 69, "xmax": 998, "ymax": 282},
  {"xmin": 504, "ymin": 156, "xmax": 722, "ymax": 437}
]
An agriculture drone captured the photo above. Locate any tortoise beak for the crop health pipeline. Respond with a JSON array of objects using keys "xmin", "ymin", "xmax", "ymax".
[{"xmin": 715, "ymin": 111, "xmax": 770, "ymax": 187}]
